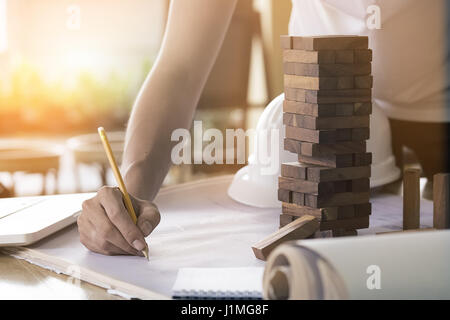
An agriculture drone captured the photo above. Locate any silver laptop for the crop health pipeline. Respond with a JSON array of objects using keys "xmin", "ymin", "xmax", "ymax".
[{"xmin": 0, "ymin": 193, "xmax": 94, "ymax": 246}]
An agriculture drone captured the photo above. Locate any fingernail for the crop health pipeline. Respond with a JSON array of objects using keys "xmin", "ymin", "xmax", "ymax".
[
  {"xmin": 132, "ymin": 239, "xmax": 145, "ymax": 251},
  {"xmin": 141, "ymin": 221, "xmax": 153, "ymax": 236}
]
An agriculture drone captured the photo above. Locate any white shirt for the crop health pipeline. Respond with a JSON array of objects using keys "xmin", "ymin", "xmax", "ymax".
[{"xmin": 289, "ymin": 0, "xmax": 448, "ymax": 122}]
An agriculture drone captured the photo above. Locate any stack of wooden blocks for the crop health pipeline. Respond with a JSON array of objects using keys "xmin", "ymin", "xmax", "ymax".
[{"xmin": 278, "ymin": 35, "xmax": 372, "ymax": 237}]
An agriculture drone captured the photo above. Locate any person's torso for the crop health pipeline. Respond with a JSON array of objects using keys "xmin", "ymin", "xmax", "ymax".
[{"xmin": 289, "ymin": 0, "xmax": 448, "ymax": 121}]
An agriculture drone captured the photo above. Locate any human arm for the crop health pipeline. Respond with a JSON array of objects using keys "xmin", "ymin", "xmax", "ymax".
[{"xmin": 77, "ymin": 0, "xmax": 237, "ymax": 255}]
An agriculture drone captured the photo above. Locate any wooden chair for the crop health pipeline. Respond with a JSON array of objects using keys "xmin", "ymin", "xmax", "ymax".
[{"xmin": 0, "ymin": 140, "xmax": 62, "ymax": 196}]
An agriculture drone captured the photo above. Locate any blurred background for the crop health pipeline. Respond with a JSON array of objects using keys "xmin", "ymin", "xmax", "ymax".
[{"xmin": 0, "ymin": 0, "xmax": 292, "ymax": 197}]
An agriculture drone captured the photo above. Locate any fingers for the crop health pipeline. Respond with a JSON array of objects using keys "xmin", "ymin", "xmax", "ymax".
[
  {"xmin": 98, "ymin": 187, "xmax": 147, "ymax": 252},
  {"xmin": 134, "ymin": 200, "xmax": 161, "ymax": 237},
  {"xmin": 78, "ymin": 212, "xmax": 128, "ymax": 255},
  {"xmin": 77, "ymin": 186, "xmax": 161, "ymax": 257},
  {"xmin": 79, "ymin": 196, "xmax": 143, "ymax": 256}
]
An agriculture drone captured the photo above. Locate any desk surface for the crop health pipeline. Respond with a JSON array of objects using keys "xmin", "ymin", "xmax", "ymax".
[
  {"xmin": 0, "ymin": 253, "xmax": 121, "ymax": 299},
  {"xmin": 0, "ymin": 175, "xmax": 429, "ymax": 300}
]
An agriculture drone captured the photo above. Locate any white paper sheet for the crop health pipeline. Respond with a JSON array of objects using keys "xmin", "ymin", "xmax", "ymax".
[{"xmin": 2, "ymin": 176, "xmax": 434, "ymax": 298}]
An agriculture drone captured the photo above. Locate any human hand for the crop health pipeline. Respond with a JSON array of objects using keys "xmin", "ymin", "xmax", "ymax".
[{"xmin": 77, "ymin": 186, "xmax": 160, "ymax": 256}]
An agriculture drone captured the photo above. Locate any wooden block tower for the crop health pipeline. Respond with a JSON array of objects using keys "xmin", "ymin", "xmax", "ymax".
[{"xmin": 278, "ymin": 35, "xmax": 372, "ymax": 237}]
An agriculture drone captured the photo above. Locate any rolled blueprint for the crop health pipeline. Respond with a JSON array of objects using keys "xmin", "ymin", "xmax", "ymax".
[{"xmin": 263, "ymin": 230, "xmax": 450, "ymax": 299}]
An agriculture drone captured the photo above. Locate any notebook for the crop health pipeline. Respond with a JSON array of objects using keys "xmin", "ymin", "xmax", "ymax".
[{"xmin": 172, "ymin": 267, "xmax": 264, "ymax": 299}]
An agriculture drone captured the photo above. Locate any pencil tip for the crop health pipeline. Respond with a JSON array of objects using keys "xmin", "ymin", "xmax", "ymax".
[{"xmin": 143, "ymin": 248, "xmax": 149, "ymax": 261}]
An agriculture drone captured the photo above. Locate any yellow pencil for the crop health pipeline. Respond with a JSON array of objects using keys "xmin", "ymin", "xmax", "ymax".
[{"xmin": 98, "ymin": 127, "xmax": 149, "ymax": 260}]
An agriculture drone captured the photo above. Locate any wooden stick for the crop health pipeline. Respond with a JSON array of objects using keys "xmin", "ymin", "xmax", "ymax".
[
  {"xmin": 252, "ymin": 215, "xmax": 319, "ymax": 261},
  {"xmin": 433, "ymin": 173, "xmax": 450, "ymax": 229},
  {"xmin": 403, "ymin": 168, "xmax": 421, "ymax": 230}
]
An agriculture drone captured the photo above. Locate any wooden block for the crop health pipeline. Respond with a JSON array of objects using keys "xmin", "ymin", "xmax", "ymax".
[
  {"xmin": 285, "ymin": 126, "xmax": 336, "ymax": 144},
  {"xmin": 433, "ymin": 173, "xmax": 450, "ymax": 229},
  {"xmin": 283, "ymin": 113, "xmax": 370, "ymax": 130},
  {"xmin": 281, "ymin": 162, "xmax": 307, "ymax": 179},
  {"xmin": 299, "ymin": 153, "xmax": 352, "ymax": 167},
  {"xmin": 332, "ymin": 229, "xmax": 358, "ymax": 237},
  {"xmin": 283, "ymin": 62, "xmax": 371, "ymax": 77},
  {"xmin": 280, "ymin": 35, "xmax": 292, "ymax": 49},
  {"xmin": 282, "ymin": 203, "xmax": 336, "ymax": 220},
  {"xmin": 354, "ymin": 49, "xmax": 372, "ymax": 63},
  {"xmin": 284, "ymin": 138, "xmax": 304, "ymax": 154},
  {"xmin": 279, "ymin": 214, "xmax": 296, "ymax": 228},
  {"xmin": 353, "ymin": 152, "xmax": 373, "ymax": 166},
  {"xmin": 333, "ymin": 180, "xmax": 351, "ymax": 193},
  {"xmin": 306, "ymin": 165, "xmax": 371, "ymax": 182},
  {"xmin": 334, "ymin": 104, "xmax": 354, "ymax": 116},
  {"xmin": 284, "ymin": 87, "xmax": 307, "ymax": 102},
  {"xmin": 298, "ymin": 153, "xmax": 372, "ymax": 168},
  {"xmin": 284, "ymin": 75, "xmax": 356, "ymax": 90},
  {"xmin": 283, "ymin": 99, "xmax": 336, "ymax": 116},
  {"xmin": 285, "ymin": 126, "xmax": 368, "ymax": 144},
  {"xmin": 351, "ymin": 178, "xmax": 370, "ymax": 192},
  {"xmin": 284, "ymin": 74, "xmax": 343, "ymax": 90},
  {"xmin": 351, "ymin": 127, "xmax": 370, "ymax": 140},
  {"xmin": 402, "ymin": 168, "xmax": 421, "ymax": 230},
  {"xmin": 282, "ymin": 49, "xmax": 373, "ymax": 64},
  {"xmin": 292, "ymin": 192, "xmax": 305, "ymax": 205},
  {"xmin": 282, "ymin": 162, "xmax": 370, "ymax": 182},
  {"xmin": 305, "ymin": 89, "xmax": 372, "ymax": 104},
  {"xmin": 355, "ymin": 75, "xmax": 373, "ymax": 88},
  {"xmin": 278, "ymin": 176, "xmax": 334, "ymax": 195},
  {"xmin": 290, "ymin": 193, "xmax": 304, "ymax": 206},
  {"xmin": 283, "ymin": 49, "xmax": 335, "ymax": 64},
  {"xmin": 278, "ymin": 189, "xmax": 292, "ymax": 203},
  {"xmin": 319, "ymin": 215, "xmax": 369, "ymax": 231},
  {"xmin": 336, "ymin": 128, "xmax": 352, "ymax": 141},
  {"xmin": 334, "ymin": 50, "xmax": 354, "ymax": 64},
  {"xmin": 252, "ymin": 215, "xmax": 319, "ymax": 261},
  {"xmin": 284, "ymin": 139, "xmax": 369, "ymax": 158},
  {"xmin": 310, "ymin": 141, "xmax": 367, "ymax": 156},
  {"xmin": 279, "ymin": 176, "xmax": 369, "ymax": 196},
  {"xmin": 282, "ymin": 202, "xmax": 370, "ymax": 221},
  {"xmin": 279, "ymin": 176, "xmax": 318, "ymax": 194},
  {"xmin": 291, "ymin": 36, "xmax": 369, "ymax": 50},
  {"xmin": 354, "ymin": 202, "xmax": 372, "ymax": 217},
  {"xmin": 283, "ymin": 97, "xmax": 371, "ymax": 116},
  {"xmin": 353, "ymin": 102, "xmax": 372, "ymax": 115},
  {"xmin": 336, "ymin": 49, "xmax": 372, "ymax": 63},
  {"xmin": 284, "ymin": 140, "xmax": 366, "ymax": 157},
  {"xmin": 309, "ymin": 95, "xmax": 372, "ymax": 104},
  {"xmin": 305, "ymin": 192, "xmax": 370, "ymax": 208},
  {"xmin": 337, "ymin": 77, "xmax": 355, "ymax": 89}
]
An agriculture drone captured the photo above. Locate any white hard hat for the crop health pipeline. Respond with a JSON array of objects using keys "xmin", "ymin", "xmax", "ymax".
[{"xmin": 228, "ymin": 94, "xmax": 400, "ymax": 208}]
